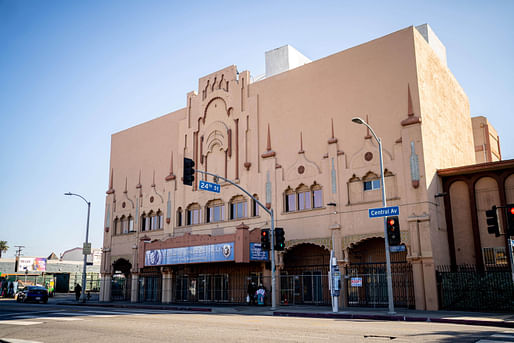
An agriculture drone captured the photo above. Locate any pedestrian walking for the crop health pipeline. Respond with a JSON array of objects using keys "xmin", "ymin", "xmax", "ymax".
[
  {"xmin": 74, "ymin": 283, "xmax": 82, "ymax": 301},
  {"xmin": 247, "ymin": 281, "xmax": 257, "ymax": 305}
]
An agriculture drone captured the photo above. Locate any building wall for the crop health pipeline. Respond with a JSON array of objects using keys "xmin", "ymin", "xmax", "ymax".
[
  {"xmin": 472, "ymin": 116, "xmax": 501, "ymax": 163},
  {"xmin": 102, "ymin": 26, "xmax": 479, "ymax": 310},
  {"xmin": 449, "ymin": 181, "xmax": 475, "ymax": 265},
  {"xmin": 413, "ymin": 27, "xmax": 475, "ymax": 268}
]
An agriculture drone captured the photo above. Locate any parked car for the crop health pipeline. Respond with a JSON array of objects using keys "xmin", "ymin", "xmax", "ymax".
[{"xmin": 15, "ymin": 286, "xmax": 48, "ymax": 303}]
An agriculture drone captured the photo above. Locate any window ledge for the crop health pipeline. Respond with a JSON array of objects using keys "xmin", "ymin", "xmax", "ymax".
[
  {"xmin": 346, "ymin": 197, "xmax": 400, "ymax": 206},
  {"xmin": 281, "ymin": 206, "xmax": 326, "ymax": 215}
]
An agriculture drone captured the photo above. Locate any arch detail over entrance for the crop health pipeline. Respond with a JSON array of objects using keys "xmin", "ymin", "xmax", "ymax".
[
  {"xmin": 285, "ymin": 237, "xmax": 331, "ymax": 252},
  {"xmin": 112, "ymin": 258, "xmax": 132, "ymax": 277}
]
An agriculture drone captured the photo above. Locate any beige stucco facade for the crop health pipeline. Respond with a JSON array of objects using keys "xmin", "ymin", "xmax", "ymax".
[{"xmin": 101, "ymin": 26, "xmax": 488, "ymax": 311}]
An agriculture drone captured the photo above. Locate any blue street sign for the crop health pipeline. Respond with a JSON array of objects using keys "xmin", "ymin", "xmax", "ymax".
[
  {"xmin": 390, "ymin": 245, "xmax": 406, "ymax": 252},
  {"xmin": 368, "ymin": 206, "xmax": 400, "ymax": 218},
  {"xmin": 199, "ymin": 180, "xmax": 221, "ymax": 193}
]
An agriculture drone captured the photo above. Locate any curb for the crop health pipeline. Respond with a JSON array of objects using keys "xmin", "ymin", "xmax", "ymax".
[
  {"xmin": 273, "ymin": 311, "xmax": 514, "ymax": 329},
  {"xmin": 56, "ymin": 302, "xmax": 212, "ymax": 312}
]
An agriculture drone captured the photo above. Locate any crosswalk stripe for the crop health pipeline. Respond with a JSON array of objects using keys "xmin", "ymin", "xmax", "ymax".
[
  {"xmin": 54, "ymin": 312, "xmax": 87, "ymax": 316},
  {"xmin": 491, "ymin": 334, "xmax": 514, "ymax": 338},
  {"xmin": 0, "ymin": 320, "xmax": 43, "ymax": 326},
  {"xmin": 36, "ymin": 317, "xmax": 83, "ymax": 321},
  {"xmin": 81, "ymin": 310, "xmax": 135, "ymax": 315}
]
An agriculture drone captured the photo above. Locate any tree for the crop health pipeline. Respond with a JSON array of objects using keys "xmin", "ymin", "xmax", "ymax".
[{"xmin": 0, "ymin": 241, "xmax": 8, "ymax": 258}]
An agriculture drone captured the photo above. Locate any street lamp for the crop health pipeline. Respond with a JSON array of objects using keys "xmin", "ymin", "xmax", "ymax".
[
  {"xmin": 351, "ymin": 117, "xmax": 395, "ymax": 314},
  {"xmin": 64, "ymin": 192, "xmax": 91, "ymax": 303}
]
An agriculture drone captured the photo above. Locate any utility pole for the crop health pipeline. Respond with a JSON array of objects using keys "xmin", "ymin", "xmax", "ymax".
[{"xmin": 14, "ymin": 245, "xmax": 24, "ymax": 272}]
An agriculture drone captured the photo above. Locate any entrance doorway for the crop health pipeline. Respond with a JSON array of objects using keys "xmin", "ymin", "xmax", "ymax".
[
  {"xmin": 346, "ymin": 238, "xmax": 414, "ymax": 308},
  {"xmin": 281, "ymin": 244, "xmax": 330, "ymax": 305},
  {"xmin": 111, "ymin": 258, "xmax": 131, "ymax": 301}
]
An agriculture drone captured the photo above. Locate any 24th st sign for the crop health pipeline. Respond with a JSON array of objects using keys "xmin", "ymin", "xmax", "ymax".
[{"xmin": 368, "ymin": 206, "xmax": 400, "ymax": 218}]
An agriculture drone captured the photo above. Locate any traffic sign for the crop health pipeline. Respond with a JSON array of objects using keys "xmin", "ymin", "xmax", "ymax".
[
  {"xmin": 368, "ymin": 206, "xmax": 399, "ymax": 218},
  {"xmin": 83, "ymin": 242, "xmax": 91, "ymax": 255},
  {"xmin": 389, "ymin": 245, "xmax": 406, "ymax": 252},
  {"xmin": 199, "ymin": 180, "xmax": 220, "ymax": 193}
]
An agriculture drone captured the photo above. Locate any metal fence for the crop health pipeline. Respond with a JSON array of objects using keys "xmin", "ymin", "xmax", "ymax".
[
  {"xmin": 280, "ymin": 274, "xmax": 330, "ymax": 305},
  {"xmin": 345, "ymin": 262, "xmax": 415, "ymax": 308},
  {"xmin": 68, "ymin": 273, "xmax": 101, "ymax": 292},
  {"xmin": 436, "ymin": 265, "xmax": 514, "ymax": 312}
]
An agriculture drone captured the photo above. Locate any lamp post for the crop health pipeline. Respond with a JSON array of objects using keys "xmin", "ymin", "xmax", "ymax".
[
  {"xmin": 65, "ymin": 192, "xmax": 90, "ymax": 303},
  {"xmin": 351, "ymin": 117, "xmax": 395, "ymax": 314}
]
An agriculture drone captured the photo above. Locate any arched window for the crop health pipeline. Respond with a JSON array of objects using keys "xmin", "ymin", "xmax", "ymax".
[
  {"xmin": 296, "ymin": 184, "xmax": 311, "ymax": 211},
  {"xmin": 113, "ymin": 217, "xmax": 119, "ymax": 235},
  {"xmin": 285, "ymin": 187, "xmax": 296, "ymax": 212},
  {"xmin": 206, "ymin": 199, "xmax": 224, "ymax": 223},
  {"xmin": 151, "ymin": 210, "xmax": 163, "ymax": 230},
  {"xmin": 141, "ymin": 212, "xmax": 151, "ymax": 232},
  {"xmin": 186, "ymin": 203, "xmax": 201, "ymax": 226},
  {"xmin": 128, "ymin": 215, "xmax": 134, "ymax": 232},
  {"xmin": 230, "ymin": 196, "xmax": 247, "ymax": 220},
  {"xmin": 312, "ymin": 183, "xmax": 323, "ymax": 208},
  {"xmin": 363, "ymin": 172, "xmax": 381, "ymax": 191},
  {"xmin": 252, "ymin": 194, "xmax": 260, "ymax": 217},
  {"xmin": 120, "ymin": 215, "xmax": 128, "ymax": 234},
  {"xmin": 176, "ymin": 207, "xmax": 183, "ymax": 227}
]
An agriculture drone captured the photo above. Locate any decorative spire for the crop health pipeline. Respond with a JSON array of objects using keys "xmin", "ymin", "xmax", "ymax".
[
  {"xmin": 407, "ymin": 84, "xmax": 414, "ymax": 116},
  {"xmin": 106, "ymin": 169, "xmax": 114, "ymax": 194},
  {"xmin": 136, "ymin": 170, "xmax": 142, "ymax": 189},
  {"xmin": 123, "ymin": 176, "xmax": 128, "ymax": 194},
  {"xmin": 151, "ymin": 170, "xmax": 156, "ymax": 188},
  {"xmin": 299, "ymin": 132, "xmax": 304, "ymax": 154},
  {"xmin": 328, "ymin": 118, "xmax": 338, "ymax": 144},
  {"xmin": 401, "ymin": 84, "xmax": 421, "ymax": 126},
  {"xmin": 261, "ymin": 123, "xmax": 276, "ymax": 158},
  {"xmin": 266, "ymin": 124, "xmax": 271, "ymax": 151},
  {"xmin": 165, "ymin": 151, "xmax": 176, "ymax": 181}
]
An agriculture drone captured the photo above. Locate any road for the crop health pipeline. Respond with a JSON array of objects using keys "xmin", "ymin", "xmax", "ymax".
[{"xmin": 1, "ymin": 301, "xmax": 513, "ymax": 342}]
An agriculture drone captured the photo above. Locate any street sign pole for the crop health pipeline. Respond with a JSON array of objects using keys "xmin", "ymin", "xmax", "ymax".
[
  {"xmin": 378, "ymin": 137, "xmax": 395, "ymax": 315},
  {"xmin": 195, "ymin": 169, "xmax": 278, "ymax": 310}
]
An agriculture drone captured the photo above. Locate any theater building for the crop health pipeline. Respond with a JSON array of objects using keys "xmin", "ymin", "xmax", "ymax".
[{"xmin": 99, "ymin": 24, "xmax": 498, "ymax": 310}]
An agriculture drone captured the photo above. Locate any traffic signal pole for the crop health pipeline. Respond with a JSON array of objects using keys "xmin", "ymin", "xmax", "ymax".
[{"xmin": 193, "ymin": 169, "xmax": 278, "ymax": 310}]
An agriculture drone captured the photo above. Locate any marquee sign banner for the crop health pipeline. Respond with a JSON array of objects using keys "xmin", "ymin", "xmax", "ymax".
[{"xmin": 145, "ymin": 242, "xmax": 234, "ymax": 266}]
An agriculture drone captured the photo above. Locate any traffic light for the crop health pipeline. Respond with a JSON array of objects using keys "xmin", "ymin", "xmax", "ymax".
[
  {"xmin": 183, "ymin": 158, "xmax": 195, "ymax": 186},
  {"xmin": 260, "ymin": 228, "xmax": 270, "ymax": 251},
  {"xmin": 386, "ymin": 216, "xmax": 401, "ymax": 246},
  {"xmin": 486, "ymin": 206, "xmax": 500, "ymax": 236},
  {"xmin": 274, "ymin": 227, "xmax": 285, "ymax": 251},
  {"xmin": 506, "ymin": 204, "xmax": 514, "ymax": 237}
]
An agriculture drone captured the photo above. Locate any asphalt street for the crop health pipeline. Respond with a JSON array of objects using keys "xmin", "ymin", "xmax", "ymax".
[{"xmin": 1, "ymin": 301, "xmax": 514, "ymax": 343}]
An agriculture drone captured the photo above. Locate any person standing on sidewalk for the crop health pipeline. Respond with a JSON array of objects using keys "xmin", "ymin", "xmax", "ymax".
[
  {"xmin": 74, "ymin": 283, "xmax": 82, "ymax": 301},
  {"xmin": 256, "ymin": 284, "xmax": 266, "ymax": 305}
]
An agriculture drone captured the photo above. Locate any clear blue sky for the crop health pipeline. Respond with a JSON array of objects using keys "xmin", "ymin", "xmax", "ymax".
[{"xmin": 1, "ymin": 0, "xmax": 513, "ymax": 258}]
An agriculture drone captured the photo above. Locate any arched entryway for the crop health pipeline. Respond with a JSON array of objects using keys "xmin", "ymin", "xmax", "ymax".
[
  {"xmin": 346, "ymin": 237, "xmax": 414, "ymax": 308},
  {"xmin": 111, "ymin": 258, "xmax": 132, "ymax": 301},
  {"xmin": 281, "ymin": 244, "xmax": 330, "ymax": 305}
]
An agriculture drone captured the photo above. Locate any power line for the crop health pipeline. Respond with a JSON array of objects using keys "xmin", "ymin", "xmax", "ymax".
[{"xmin": 14, "ymin": 245, "xmax": 25, "ymax": 257}]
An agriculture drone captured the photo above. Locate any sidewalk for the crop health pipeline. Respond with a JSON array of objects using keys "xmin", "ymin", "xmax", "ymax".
[{"xmin": 52, "ymin": 294, "xmax": 514, "ymax": 329}]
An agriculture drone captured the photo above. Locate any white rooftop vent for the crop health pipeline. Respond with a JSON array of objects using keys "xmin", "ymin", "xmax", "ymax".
[{"xmin": 265, "ymin": 45, "xmax": 311, "ymax": 78}]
